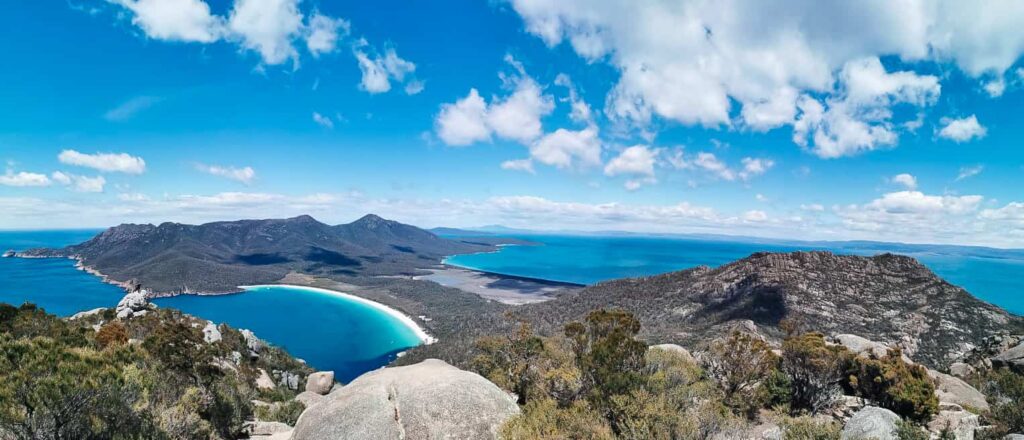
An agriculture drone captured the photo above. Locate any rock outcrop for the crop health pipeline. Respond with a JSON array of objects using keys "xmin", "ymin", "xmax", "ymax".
[
  {"xmin": 927, "ymin": 370, "xmax": 990, "ymax": 412},
  {"xmin": 115, "ymin": 291, "xmax": 150, "ymax": 319},
  {"xmin": 202, "ymin": 321, "xmax": 222, "ymax": 343},
  {"xmin": 926, "ymin": 404, "xmax": 979, "ymax": 440},
  {"xmin": 841, "ymin": 406, "xmax": 900, "ymax": 440},
  {"xmin": 992, "ymin": 342, "xmax": 1024, "ymax": 373},
  {"xmin": 292, "ymin": 359, "xmax": 519, "ymax": 440},
  {"xmin": 305, "ymin": 371, "xmax": 334, "ymax": 395}
]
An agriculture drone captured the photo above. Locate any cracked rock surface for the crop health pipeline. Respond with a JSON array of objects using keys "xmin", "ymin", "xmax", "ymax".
[{"xmin": 291, "ymin": 359, "xmax": 519, "ymax": 440}]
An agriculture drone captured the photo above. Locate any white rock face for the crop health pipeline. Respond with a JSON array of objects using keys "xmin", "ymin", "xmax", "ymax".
[
  {"xmin": 240, "ymin": 329, "xmax": 264, "ymax": 357},
  {"xmin": 305, "ymin": 371, "xmax": 334, "ymax": 395},
  {"xmin": 256, "ymin": 369, "xmax": 276, "ymax": 390},
  {"xmin": 70, "ymin": 308, "xmax": 105, "ymax": 320},
  {"xmin": 202, "ymin": 321, "xmax": 222, "ymax": 344},
  {"xmin": 841, "ymin": 406, "xmax": 900, "ymax": 440},
  {"xmin": 115, "ymin": 291, "xmax": 149, "ymax": 319},
  {"xmin": 292, "ymin": 359, "xmax": 519, "ymax": 440},
  {"xmin": 294, "ymin": 391, "xmax": 326, "ymax": 408}
]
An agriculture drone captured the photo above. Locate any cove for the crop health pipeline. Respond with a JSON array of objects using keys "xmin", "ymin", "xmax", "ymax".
[{"xmin": 154, "ymin": 285, "xmax": 425, "ymax": 383}]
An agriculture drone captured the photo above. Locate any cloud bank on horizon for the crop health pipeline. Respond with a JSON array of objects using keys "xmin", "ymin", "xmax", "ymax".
[{"xmin": 2, "ymin": 0, "xmax": 1024, "ymax": 248}]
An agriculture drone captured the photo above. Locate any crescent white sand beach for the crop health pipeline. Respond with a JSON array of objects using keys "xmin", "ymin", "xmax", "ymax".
[{"xmin": 239, "ymin": 284, "xmax": 437, "ymax": 345}]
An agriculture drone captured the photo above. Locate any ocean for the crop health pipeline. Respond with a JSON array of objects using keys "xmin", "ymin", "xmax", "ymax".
[
  {"xmin": 443, "ymin": 234, "xmax": 1024, "ymax": 316},
  {"xmin": 0, "ymin": 230, "xmax": 422, "ymax": 383}
]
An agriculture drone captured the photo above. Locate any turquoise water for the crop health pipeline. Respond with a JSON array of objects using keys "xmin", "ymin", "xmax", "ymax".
[
  {"xmin": 155, "ymin": 286, "xmax": 422, "ymax": 383},
  {"xmin": 0, "ymin": 231, "xmax": 422, "ymax": 382},
  {"xmin": 444, "ymin": 234, "xmax": 1024, "ymax": 315}
]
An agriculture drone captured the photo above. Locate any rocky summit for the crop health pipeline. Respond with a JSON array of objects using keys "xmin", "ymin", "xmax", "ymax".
[
  {"xmin": 291, "ymin": 359, "xmax": 519, "ymax": 440},
  {"xmin": 513, "ymin": 251, "xmax": 1024, "ymax": 369}
]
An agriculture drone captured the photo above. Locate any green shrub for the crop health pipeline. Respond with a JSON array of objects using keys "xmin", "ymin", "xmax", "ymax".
[
  {"xmin": 499, "ymin": 398, "xmax": 614, "ymax": 440},
  {"xmin": 975, "ymin": 367, "xmax": 1024, "ymax": 437},
  {"xmin": 781, "ymin": 333, "xmax": 850, "ymax": 414},
  {"xmin": 472, "ymin": 321, "xmax": 545, "ymax": 405},
  {"xmin": 564, "ymin": 308, "xmax": 647, "ymax": 420},
  {"xmin": 704, "ymin": 331, "xmax": 779, "ymax": 416},
  {"xmin": 255, "ymin": 400, "xmax": 305, "ymax": 426},
  {"xmin": 845, "ymin": 349, "xmax": 937, "ymax": 423},
  {"xmin": 892, "ymin": 420, "xmax": 930, "ymax": 440}
]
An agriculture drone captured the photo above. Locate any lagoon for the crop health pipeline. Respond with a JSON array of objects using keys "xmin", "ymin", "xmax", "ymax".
[{"xmin": 0, "ymin": 230, "xmax": 423, "ymax": 383}]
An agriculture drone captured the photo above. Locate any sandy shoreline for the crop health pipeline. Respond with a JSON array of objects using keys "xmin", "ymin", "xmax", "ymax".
[
  {"xmin": 239, "ymin": 284, "xmax": 437, "ymax": 345},
  {"xmin": 414, "ymin": 265, "xmax": 580, "ymax": 305}
]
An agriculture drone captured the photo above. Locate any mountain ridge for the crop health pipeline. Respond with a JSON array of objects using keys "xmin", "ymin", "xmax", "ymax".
[{"xmin": 19, "ymin": 214, "xmax": 495, "ymax": 295}]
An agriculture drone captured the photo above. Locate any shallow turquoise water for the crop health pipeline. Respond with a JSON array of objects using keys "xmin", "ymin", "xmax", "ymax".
[
  {"xmin": 444, "ymin": 234, "xmax": 1024, "ymax": 315},
  {"xmin": 155, "ymin": 286, "xmax": 422, "ymax": 383},
  {"xmin": 0, "ymin": 231, "xmax": 422, "ymax": 382}
]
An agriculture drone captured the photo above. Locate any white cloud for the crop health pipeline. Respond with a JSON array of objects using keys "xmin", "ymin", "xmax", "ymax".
[
  {"xmin": 435, "ymin": 58, "xmax": 557, "ymax": 150},
  {"xmin": 891, "ymin": 173, "xmax": 918, "ymax": 189},
  {"xmin": 404, "ymin": 80, "xmax": 425, "ymax": 95},
  {"xmin": 195, "ymin": 164, "xmax": 256, "ymax": 184},
  {"xmin": 604, "ymin": 145, "xmax": 656, "ymax": 177},
  {"xmin": 693, "ymin": 152, "xmax": 736, "ymax": 181},
  {"xmin": 983, "ymin": 77, "xmax": 1006, "ymax": 97},
  {"xmin": 500, "ymin": 159, "xmax": 535, "ymax": 174},
  {"xmin": 486, "ymin": 75, "xmax": 554, "ymax": 144},
  {"xmin": 118, "ymin": 192, "xmax": 150, "ymax": 202},
  {"xmin": 353, "ymin": 43, "xmax": 418, "ymax": 94},
  {"xmin": 955, "ymin": 164, "xmax": 984, "ymax": 181},
  {"xmin": 742, "ymin": 210, "xmax": 769, "ymax": 222},
  {"xmin": 793, "ymin": 58, "xmax": 939, "ymax": 158},
  {"xmin": 104, "ymin": 95, "xmax": 162, "ymax": 121},
  {"xmin": 227, "ymin": 0, "xmax": 303, "ymax": 66},
  {"xmin": 738, "ymin": 157, "xmax": 774, "ymax": 181},
  {"xmin": 111, "ymin": 0, "xmax": 352, "ymax": 67},
  {"xmin": 435, "ymin": 89, "xmax": 491, "ymax": 146},
  {"xmin": 51, "ymin": 171, "xmax": 106, "ymax": 192},
  {"xmin": 529, "ymin": 126, "xmax": 602, "ymax": 169},
  {"xmin": 938, "ymin": 115, "xmax": 987, "ymax": 142},
  {"xmin": 801, "ymin": 203, "xmax": 825, "ymax": 212},
  {"xmin": 304, "ymin": 12, "xmax": 348, "ymax": 57},
  {"xmin": 112, "ymin": 0, "xmax": 223, "ymax": 43},
  {"xmin": 58, "ymin": 150, "xmax": 146, "ymax": 174},
  {"xmin": 509, "ymin": 0, "xmax": 1021, "ymax": 153},
  {"xmin": 554, "ymin": 73, "xmax": 593, "ymax": 124},
  {"xmin": 312, "ymin": 111, "xmax": 334, "ymax": 129},
  {"xmin": 0, "ymin": 171, "xmax": 51, "ymax": 187}
]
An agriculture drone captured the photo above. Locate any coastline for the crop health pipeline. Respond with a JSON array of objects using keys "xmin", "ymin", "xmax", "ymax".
[{"xmin": 239, "ymin": 284, "xmax": 437, "ymax": 345}]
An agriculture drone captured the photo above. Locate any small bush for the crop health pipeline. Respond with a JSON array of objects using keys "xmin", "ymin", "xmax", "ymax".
[
  {"xmin": 95, "ymin": 321, "xmax": 129, "ymax": 348},
  {"xmin": 704, "ymin": 331, "xmax": 779, "ymax": 416},
  {"xmin": 778, "ymin": 415, "xmax": 841, "ymax": 440},
  {"xmin": 845, "ymin": 349, "xmax": 937, "ymax": 423},
  {"xmin": 892, "ymin": 420, "xmax": 930, "ymax": 440},
  {"xmin": 255, "ymin": 400, "xmax": 305, "ymax": 426},
  {"xmin": 500, "ymin": 398, "xmax": 614, "ymax": 440},
  {"xmin": 781, "ymin": 333, "xmax": 850, "ymax": 414}
]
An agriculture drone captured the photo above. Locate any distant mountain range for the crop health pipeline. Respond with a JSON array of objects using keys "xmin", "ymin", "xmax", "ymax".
[{"xmin": 20, "ymin": 214, "xmax": 496, "ymax": 295}]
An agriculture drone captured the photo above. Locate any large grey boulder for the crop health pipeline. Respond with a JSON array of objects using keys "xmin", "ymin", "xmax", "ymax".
[
  {"xmin": 649, "ymin": 344, "xmax": 696, "ymax": 363},
  {"xmin": 927, "ymin": 370, "xmax": 989, "ymax": 412},
  {"xmin": 305, "ymin": 371, "xmax": 334, "ymax": 395},
  {"xmin": 833, "ymin": 334, "xmax": 913, "ymax": 364},
  {"xmin": 115, "ymin": 291, "xmax": 149, "ymax": 319},
  {"xmin": 292, "ymin": 359, "xmax": 519, "ymax": 440},
  {"xmin": 841, "ymin": 406, "xmax": 900, "ymax": 440},
  {"xmin": 926, "ymin": 407, "xmax": 979, "ymax": 440},
  {"xmin": 202, "ymin": 321, "xmax": 222, "ymax": 343},
  {"xmin": 992, "ymin": 343, "xmax": 1024, "ymax": 373},
  {"xmin": 294, "ymin": 391, "xmax": 326, "ymax": 408}
]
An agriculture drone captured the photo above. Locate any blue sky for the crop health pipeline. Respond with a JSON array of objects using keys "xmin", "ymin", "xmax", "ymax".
[{"xmin": 1, "ymin": 0, "xmax": 1024, "ymax": 247}]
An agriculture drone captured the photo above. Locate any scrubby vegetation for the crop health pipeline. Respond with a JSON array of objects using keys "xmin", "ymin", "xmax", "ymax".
[
  {"xmin": 474, "ymin": 309, "xmax": 960, "ymax": 440},
  {"xmin": 0, "ymin": 303, "xmax": 311, "ymax": 440},
  {"xmin": 972, "ymin": 367, "xmax": 1024, "ymax": 439}
]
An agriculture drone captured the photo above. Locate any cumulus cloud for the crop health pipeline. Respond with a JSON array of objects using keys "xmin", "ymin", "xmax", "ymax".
[
  {"xmin": 529, "ymin": 126, "xmax": 601, "ymax": 169},
  {"xmin": 195, "ymin": 163, "xmax": 256, "ymax": 184},
  {"xmin": 604, "ymin": 145, "xmax": 657, "ymax": 190},
  {"xmin": 891, "ymin": 173, "xmax": 918, "ymax": 189},
  {"xmin": 51, "ymin": 171, "xmax": 106, "ymax": 192},
  {"xmin": 500, "ymin": 159, "xmax": 536, "ymax": 174},
  {"xmin": 738, "ymin": 158, "xmax": 774, "ymax": 181},
  {"xmin": 435, "ymin": 89, "xmax": 491, "ymax": 146},
  {"xmin": 58, "ymin": 150, "xmax": 146, "ymax": 174},
  {"xmin": 938, "ymin": 115, "xmax": 987, "ymax": 142},
  {"xmin": 110, "ymin": 0, "xmax": 354, "ymax": 66},
  {"xmin": 509, "ymin": 0, "xmax": 1021, "ymax": 153},
  {"xmin": 112, "ymin": 0, "xmax": 223, "ymax": 43},
  {"xmin": 304, "ymin": 12, "xmax": 348, "ymax": 57},
  {"xmin": 0, "ymin": 170, "xmax": 51, "ymax": 187},
  {"xmin": 353, "ymin": 42, "xmax": 419, "ymax": 94},
  {"xmin": 955, "ymin": 164, "xmax": 984, "ymax": 181},
  {"xmin": 104, "ymin": 95, "xmax": 163, "ymax": 121},
  {"xmin": 312, "ymin": 111, "xmax": 334, "ymax": 129},
  {"xmin": 983, "ymin": 77, "xmax": 1006, "ymax": 97}
]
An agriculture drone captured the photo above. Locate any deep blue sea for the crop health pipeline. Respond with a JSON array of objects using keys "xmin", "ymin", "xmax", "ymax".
[
  {"xmin": 0, "ymin": 231, "xmax": 421, "ymax": 383},
  {"xmin": 444, "ymin": 234, "xmax": 1024, "ymax": 316}
]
